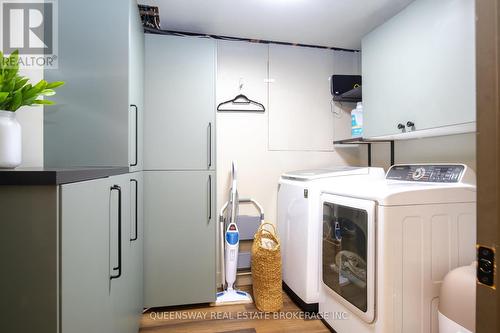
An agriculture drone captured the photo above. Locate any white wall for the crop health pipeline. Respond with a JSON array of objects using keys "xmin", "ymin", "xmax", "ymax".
[
  {"xmin": 1, "ymin": 9, "xmax": 45, "ymax": 167},
  {"xmin": 216, "ymin": 40, "xmax": 362, "ymax": 223},
  {"xmin": 267, "ymin": 45, "xmax": 356, "ymax": 151}
]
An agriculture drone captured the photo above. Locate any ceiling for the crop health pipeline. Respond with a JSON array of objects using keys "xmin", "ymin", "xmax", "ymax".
[{"xmin": 140, "ymin": 0, "xmax": 415, "ymax": 50}]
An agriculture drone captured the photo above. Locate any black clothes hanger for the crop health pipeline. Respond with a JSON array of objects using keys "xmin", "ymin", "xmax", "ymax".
[{"xmin": 217, "ymin": 94, "xmax": 266, "ymax": 112}]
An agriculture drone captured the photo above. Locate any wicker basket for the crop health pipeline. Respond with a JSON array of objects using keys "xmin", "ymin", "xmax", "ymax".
[{"xmin": 251, "ymin": 222, "xmax": 283, "ymax": 312}]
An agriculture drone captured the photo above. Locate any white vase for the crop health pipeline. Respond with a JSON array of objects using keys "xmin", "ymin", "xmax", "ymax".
[{"xmin": 0, "ymin": 110, "xmax": 22, "ymax": 168}]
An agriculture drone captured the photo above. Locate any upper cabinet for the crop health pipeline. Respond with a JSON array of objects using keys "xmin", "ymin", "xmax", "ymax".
[
  {"xmin": 128, "ymin": 3, "xmax": 145, "ymax": 171},
  {"xmin": 144, "ymin": 34, "xmax": 216, "ymax": 170},
  {"xmin": 362, "ymin": 0, "xmax": 475, "ymax": 138},
  {"xmin": 44, "ymin": 0, "xmax": 144, "ymax": 171}
]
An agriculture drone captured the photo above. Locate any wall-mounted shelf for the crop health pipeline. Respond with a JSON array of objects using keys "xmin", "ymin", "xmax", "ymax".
[
  {"xmin": 334, "ymin": 137, "xmax": 395, "ymax": 166},
  {"xmin": 332, "ymin": 86, "xmax": 362, "ymax": 103},
  {"xmin": 369, "ymin": 122, "xmax": 476, "ymax": 140}
]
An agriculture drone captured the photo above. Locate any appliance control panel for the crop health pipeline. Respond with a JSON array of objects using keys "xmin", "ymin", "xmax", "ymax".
[{"xmin": 386, "ymin": 165, "xmax": 465, "ymax": 183}]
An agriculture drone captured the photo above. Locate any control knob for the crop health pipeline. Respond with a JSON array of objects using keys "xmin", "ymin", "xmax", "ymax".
[{"xmin": 412, "ymin": 167, "xmax": 426, "ymax": 180}]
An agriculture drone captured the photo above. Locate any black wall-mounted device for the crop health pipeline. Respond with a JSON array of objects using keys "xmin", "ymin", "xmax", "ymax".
[{"xmin": 331, "ymin": 75, "xmax": 362, "ymax": 98}]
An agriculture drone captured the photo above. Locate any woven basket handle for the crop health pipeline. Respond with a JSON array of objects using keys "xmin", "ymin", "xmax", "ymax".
[
  {"xmin": 255, "ymin": 222, "xmax": 279, "ymax": 245},
  {"xmin": 259, "ymin": 222, "xmax": 277, "ymax": 235}
]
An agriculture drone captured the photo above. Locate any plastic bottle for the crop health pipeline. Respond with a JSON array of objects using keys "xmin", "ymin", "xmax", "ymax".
[{"xmin": 351, "ymin": 102, "xmax": 363, "ymax": 137}]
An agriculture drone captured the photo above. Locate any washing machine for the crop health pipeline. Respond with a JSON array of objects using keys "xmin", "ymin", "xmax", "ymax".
[
  {"xmin": 319, "ymin": 164, "xmax": 477, "ymax": 333},
  {"xmin": 277, "ymin": 167, "xmax": 385, "ymax": 312}
]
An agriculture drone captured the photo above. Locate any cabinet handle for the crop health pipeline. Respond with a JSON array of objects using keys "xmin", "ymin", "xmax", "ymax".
[
  {"xmin": 130, "ymin": 179, "xmax": 138, "ymax": 241},
  {"xmin": 130, "ymin": 104, "xmax": 138, "ymax": 167},
  {"xmin": 406, "ymin": 121, "xmax": 415, "ymax": 128},
  {"xmin": 207, "ymin": 122, "xmax": 212, "ymax": 169},
  {"xmin": 207, "ymin": 175, "xmax": 212, "ymax": 222},
  {"xmin": 110, "ymin": 185, "xmax": 122, "ymax": 280},
  {"xmin": 397, "ymin": 123, "xmax": 405, "ymax": 130}
]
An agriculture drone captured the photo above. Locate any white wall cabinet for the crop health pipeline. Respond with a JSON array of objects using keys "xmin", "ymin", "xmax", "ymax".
[
  {"xmin": 44, "ymin": 0, "xmax": 144, "ymax": 171},
  {"xmin": 362, "ymin": 0, "xmax": 475, "ymax": 138}
]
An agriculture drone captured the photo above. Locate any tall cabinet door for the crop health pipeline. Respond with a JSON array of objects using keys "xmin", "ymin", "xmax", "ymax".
[
  {"xmin": 60, "ymin": 178, "xmax": 112, "ymax": 333},
  {"xmin": 128, "ymin": 172, "xmax": 144, "ymax": 323},
  {"xmin": 144, "ymin": 171, "xmax": 216, "ymax": 307},
  {"xmin": 44, "ymin": 0, "xmax": 129, "ymax": 168},
  {"xmin": 129, "ymin": 0, "xmax": 145, "ymax": 172},
  {"xmin": 107, "ymin": 173, "xmax": 136, "ymax": 333},
  {"xmin": 44, "ymin": 0, "xmax": 144, "ymax": 170},
  {"xmin": 144, "ymin": 35, "xmax": 216, "ymax": 170}
]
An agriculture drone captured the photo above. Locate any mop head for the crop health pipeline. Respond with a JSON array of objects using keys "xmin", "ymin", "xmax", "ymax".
[{"xmin": 213, "ymin": 289, "xmax": 253, "ymax": 306}]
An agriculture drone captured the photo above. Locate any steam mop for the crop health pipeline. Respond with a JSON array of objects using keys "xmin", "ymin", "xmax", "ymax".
[{"xmin": 215, "ymin": 161, "xmax": 253, "ymax": 305}]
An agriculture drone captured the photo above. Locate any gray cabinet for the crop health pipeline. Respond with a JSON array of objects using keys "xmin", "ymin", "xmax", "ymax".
[
  {"xmin": 144, "ymin": 35, "xmax": 215, "ymax": 170},
  {"xmin": 143, "ymin": 33, "xmax": 217, "ymax": 307},
  {"xmin": 362, "ymin": 0, "xmax": 475, "ymax": 138},
  {"xmin": 144, "ymin": 171, "xmax": 216, "ymax": 307},
  {"xmin": 60, "ymin": 178, "xmax": 113, "ymax": 333},
  {"xmin": 0, "ymin": 172, "xmax": 143, "ymax": 333},
  {"xmin": 62, "ymin": 173, "xmax": 143, "ymax": 333},
  {"xmin": 129, "ymin": 2, "xmax": 145, "ymax": 172},
  {"xmin": 128, "ymin": 172, "xmax": 144, "ymax": 319},
  {"xmin": 107, "ymin": 174, "xmax": 135, "ymax": 333},
  {"xmin": 44, "ymin": 0, "xmax": 144, "ymax": 171},
  {"xmin": 1, "ymin": 186, "xmax": 59, "ymax": 333}
]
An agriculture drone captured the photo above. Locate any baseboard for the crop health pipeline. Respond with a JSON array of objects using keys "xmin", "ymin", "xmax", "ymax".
[{"xmin": 282, "ymin": 282, "xmax": 319, "ymax": 314}]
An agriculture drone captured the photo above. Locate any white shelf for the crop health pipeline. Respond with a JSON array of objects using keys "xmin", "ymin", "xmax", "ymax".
[{"xmin": 367, "ymin": 122, "xmax": 476, "ymax": 141}]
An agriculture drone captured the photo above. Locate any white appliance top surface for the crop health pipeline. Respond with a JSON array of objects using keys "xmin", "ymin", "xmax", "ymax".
[
  {"xmin": 321, "ymin": 164, "xmax": 476, "ymax": 206},
  {"xmin": 282, "ymin": 166, "xmax": 374, "ymax": 181}
]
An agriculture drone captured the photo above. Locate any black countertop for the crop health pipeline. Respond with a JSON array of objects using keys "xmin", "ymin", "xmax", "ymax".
[{"xmin": 0, "ymin": 167, "xmax": 130, "ymax": 185}]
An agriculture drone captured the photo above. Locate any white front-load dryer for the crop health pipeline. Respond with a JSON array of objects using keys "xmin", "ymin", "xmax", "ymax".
[
  {"xmin": 277, "ymin": 167, "xmax": 385, "ymax": 312},
  {"xmin": 319, "ymin": 164, "xmax": 477, "ymax": 333}
]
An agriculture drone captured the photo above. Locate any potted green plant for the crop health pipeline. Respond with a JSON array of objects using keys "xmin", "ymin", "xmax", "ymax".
[{"xmin": 0, "ymin": 50, "xmax": 64, "ymax": 168}]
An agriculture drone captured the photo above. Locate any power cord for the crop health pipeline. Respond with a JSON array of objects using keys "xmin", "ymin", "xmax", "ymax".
[{"xmin": 331, "ymin": 98, "xmax": 343, "ymax": 118}]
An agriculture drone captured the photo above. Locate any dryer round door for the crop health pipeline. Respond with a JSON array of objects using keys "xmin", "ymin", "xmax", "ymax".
[{"xmin": 321, "ymin": 193, "xmax": 376, "ymax": 323}]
